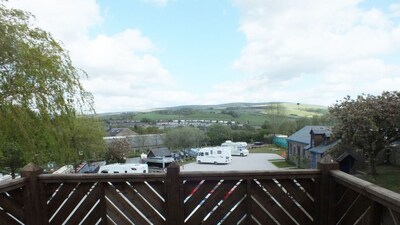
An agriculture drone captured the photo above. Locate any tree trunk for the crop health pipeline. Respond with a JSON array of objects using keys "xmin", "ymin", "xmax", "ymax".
[{"xmin": 368, "ymin": 154, "xmax": 377, "ymax": 175}]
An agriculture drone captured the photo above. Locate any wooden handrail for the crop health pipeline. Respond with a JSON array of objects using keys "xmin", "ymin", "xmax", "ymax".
[
  {"xmin": 37, "ymin": 173, "xmax": 166, "ymax": 183},
  {"xmin": 0, "ymin": 177, "xmax": 27, "ymax": 193},
  {"xmin": 330, "ymin": 170, "xmax": 400, "ymax": 213},
  {"xmin": 180, "ymin": 169, "xmax": 320, "ymax": 180}
]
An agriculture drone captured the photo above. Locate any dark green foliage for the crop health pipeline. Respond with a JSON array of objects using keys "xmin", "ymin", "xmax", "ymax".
[
  {"xmin": 164, "ymin": 127, "xmax": 205, "ymax": 150},
  {"xmin": 0, "ymin": 4, "xmax": 103, "ymax": 176},
  {"xmin": 206, "ymin": 124, "xmax": 232, "ymax": 146},
  {"xmin": 329, "ymin": 92, "xmax": 400, "ymax": 175}
]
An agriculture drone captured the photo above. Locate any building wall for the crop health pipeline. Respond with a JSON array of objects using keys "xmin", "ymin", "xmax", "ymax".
[{"xmin": 288, "ymin": 141, "xmax": 309, "ymax": 168}]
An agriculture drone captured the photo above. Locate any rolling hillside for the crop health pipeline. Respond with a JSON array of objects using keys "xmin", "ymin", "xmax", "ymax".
[{"xmin": 99, "ymin": 102, "xmax": 328, "ymax": 126}]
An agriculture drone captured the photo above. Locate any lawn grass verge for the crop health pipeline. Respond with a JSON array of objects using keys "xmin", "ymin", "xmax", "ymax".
[
  {"xmin": 356, "ymin": 165, "xmax": 400, "ymax": 193},
  {"xmin": 271, "ymin": 160, "xmax": 295, "ymax": 168}
]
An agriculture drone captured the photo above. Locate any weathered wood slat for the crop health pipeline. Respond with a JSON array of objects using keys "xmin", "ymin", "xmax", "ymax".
[
  {"xmin": 250, "ymin": 198, "xmax": 277, "ymax": 225},
  {"xmin": 81, "ymin": 201, "xmax": 103, "ymax": 225},
  {"xmin": 337, "ymin": 194, "xmax": 372, "ymax": 225},
  {"xmin": 0, "ymin": 193, "xmax": 24, "ymax": 222},
  {"xmin": 335, "ymin": 188, "xmax": 359, "ymax": 220},
  {"xmin": 184, "ymin": 180, "xmax": 219, "ymax": 217},
  {"xmin": 330, "ymin": 170, "xmax": 400, "ymax": 214},
  {"xmin": 296, "ymin": 178, "xmax": 315, "ymax": 198},
  {"xmin": 203, "ymin": 182, "xmax": 246, "ymax": 225},
  {"xmin": 50, "ymin": 182, "xmax": 94, "ymax": 225},
  {"xmin": 0, "ymin": 209, "xmax": 21, "ymax": 225},
  {"xmin": 278, "ymin": 179, "xmax": 314, "ymax": 216},
  {"xmin": 183, "ymin": 180, "xmax": 201, "ymax": 199},
  {"xmin": 390, "ymin": 209, "xmax": 400, "ymax": 224},
  {"xmin": 44, "ymin": 183, "xmax": 62, "ymax": 202},
  {"xmin": 186, "ymin": 180, "xmax": 237, "ymax": 225},
  {"xmin": 65, "ymin": 183, "xmax": 101, "ymax": 225},
  {"xmin": 260, "ymin": 179, "xmax": 313, "ymax": 225},
  {"xmin": 220, "ymin": 199, "xmax": 247, "ymax": 225},
  {"xmin": 113, "ymin": 182, "xmax": 165, "ymax": 225},
  {"xmin": 146, "ymin": 181, "xmax": 166, "ymax": 200},
  {"xmin": 47, "ymin": 182, "xmax": 77, "ymax": 216},
  {"xmin": 252, "ymin": 180, "xmax": 297, "ymax": 225},
  {"xmin": 6, "ymin": 188, "xmax": 25, "ymax": 207},
  {"xmin": 104, "ymin": 183, "xmax": 150, "ymax": 225},
  {"xmin": 105, "ymin": 197, "xmax": 133, "ymax": 225},
  {"xmin": 132, "ymin": 181, "xmax": 165, "ymax": 217}
]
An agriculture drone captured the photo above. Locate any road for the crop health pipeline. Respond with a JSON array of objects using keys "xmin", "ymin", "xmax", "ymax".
[{"xmin": 181, "ymin": 153, "xmax": 284, "ymax": 172}]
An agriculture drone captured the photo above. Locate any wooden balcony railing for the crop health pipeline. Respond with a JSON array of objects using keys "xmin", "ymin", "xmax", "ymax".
[{"xmin": 0, "ymin": 160, "xmax": 399, "ymax": 225}]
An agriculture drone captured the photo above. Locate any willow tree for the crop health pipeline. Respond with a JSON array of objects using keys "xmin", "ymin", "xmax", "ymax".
[
  {"xmin": 0, "ymin": 3, "xmax": 98, "ymax": 176},
  {"xmin": 329, "ymin": 92, "xmax": 400, "ymax": 175}
]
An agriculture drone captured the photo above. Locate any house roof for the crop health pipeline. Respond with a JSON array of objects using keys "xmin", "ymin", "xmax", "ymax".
[
  {"xmin": 148, "ymin": 147, "xmax": 172, "ymax": 157},
  {"xmin": 287, "ymin": 126, "xmax": 332, "ymax": 144},
  {"xmin": 309, "ymin": 140, "xmax": 339, "ymax": 154},
  {"xmin": 336, "ymin": 152, "xmax": 357, "ymax": 162},
  {"xmin": 107, "ymin": 128, "xmax": 137, "ymax": 137}
]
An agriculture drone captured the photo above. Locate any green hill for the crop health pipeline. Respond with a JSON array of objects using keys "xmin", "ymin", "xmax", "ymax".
[{"xmin": 98, "ymin": 102, "xmax": 328, "ymax": 126}]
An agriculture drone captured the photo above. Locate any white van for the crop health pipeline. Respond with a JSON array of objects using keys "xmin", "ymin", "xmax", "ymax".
[
  {"xmin": 98, "ymin": 163, "xmax": 148, "ymax": 174},
  {"xmin": 196, "ymin": 147, "xmax": 232, "ymax": 164},
  {"xmin": 221, "ymin": 140, "xmax": 249, "ymax": 157}
]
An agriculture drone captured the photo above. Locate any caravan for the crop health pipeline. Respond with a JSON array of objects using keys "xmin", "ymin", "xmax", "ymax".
[
  {"xmin": 221, "ymin": 140, "xmax": 249, "ymax": 156},
  {"xmin": 196, "ymin": 147, "xmax": 232, "ymax": 164},
  {"xmin": 98, "ymin": 163, "xmax": 148, "ymax": 174}
]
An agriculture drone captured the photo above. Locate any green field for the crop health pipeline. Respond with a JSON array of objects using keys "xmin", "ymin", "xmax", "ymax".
[{"xmin": 99, "ymin": 102, "xmax": 328, "ymax": 126}]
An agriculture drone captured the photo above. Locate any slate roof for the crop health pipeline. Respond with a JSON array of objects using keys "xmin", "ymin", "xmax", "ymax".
[
  {"xmin": 147, "ymin": 147, "xmax": 172, "ymax": 157},
  {"xmin": 107, "ymin": 128, "xmax": 137, "ymax": 137},
  {"xmin": 336, "ymin": 152, "xmax": 357, "ymax": 162},
  {"xmin": 309, "ymin": 140, "xmax": 339, "ymax": 154},
  {"xmin": 287, "ymin": 126, "xmax": 332, "ymax": 145}
]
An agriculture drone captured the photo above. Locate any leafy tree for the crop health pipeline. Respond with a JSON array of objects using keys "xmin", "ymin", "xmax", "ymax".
[
  {"xmin": 329, "ymin": 92, "xmax": 400, "ymax": 175},
  {"xmin": 69, "ymin": 117, "xmax": 107, "ymax": 163},
  {"xmin": 0, "ymin": 4, "xmax": 94, "ymax": 174},
  {"xmin": 164, "ymin": 127, "xmax": 205, "ymax": 150},
  {"xmin": 106, "ymin": 138, "xmax": 130, "ymax": 163},
  {"xmin": 206, "ymin": 124, "xmax": 232, "ymax": 146}
]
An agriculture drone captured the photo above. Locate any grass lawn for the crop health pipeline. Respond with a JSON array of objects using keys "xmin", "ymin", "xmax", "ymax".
[
  {"xmin": 271, "ymin": 160, "xmax": 295, "ymax": 168},
  {"xmin": 249, "ymin": 144, "xmax": 286, "ymax": 157},
  {"xmin": 356, "ymin": 165, "xmax": 400, "ymax": 193}
]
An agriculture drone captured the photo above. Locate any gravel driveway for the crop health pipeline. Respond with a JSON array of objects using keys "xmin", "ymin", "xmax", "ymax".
[{"xmin": 181, "ymin": 153, "xmax": 284, "ymax": 172}]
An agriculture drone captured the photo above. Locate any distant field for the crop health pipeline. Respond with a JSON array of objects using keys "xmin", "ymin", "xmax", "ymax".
[{"xmin": 99, "ymin": 102, "xmax": 328, "ymax": 126}]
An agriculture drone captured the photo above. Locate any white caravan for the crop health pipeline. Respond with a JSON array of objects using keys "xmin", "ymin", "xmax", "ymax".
[
  {"xmin": 196, "ymin": 147, "xmax": 232, "ymax": 164},
  {"xmin": 221, "ymin": 140, "xmax": 249, "ymax": 157},
  {"xmin": 98, "ymin": 163, "xmax": 148, "ymax": 174}
]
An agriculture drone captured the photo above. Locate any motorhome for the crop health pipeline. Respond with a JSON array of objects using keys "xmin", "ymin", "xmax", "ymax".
[
  {"xmin": 98, "ymin": 163, "xmax": 148, "ymax": 174},
  {"xmin": 221, "ymin": 140, "xmax": 249, "ymax": 156},
  {"xmin": 196, "ymin": 146, "xmax": 232, "ymax": 164}
]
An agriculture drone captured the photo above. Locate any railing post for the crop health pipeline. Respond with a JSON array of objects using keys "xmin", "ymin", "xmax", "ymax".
[
  {"xmin": 369, "ymin": 201, "xmax": 383, "ymax": 224},
  {"xmin": 20, "ymin": 163, "xmax": 45, "ymax": 225},
  {"xmin": 166, "ymin": 162, "xmax": 183, "ymax": 225},
  {"xmin": 317, "ymin": 155, "xmax": 339, "ymax": 225}
]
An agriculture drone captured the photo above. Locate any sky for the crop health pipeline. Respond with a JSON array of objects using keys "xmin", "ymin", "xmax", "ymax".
[{"xmin": 5, "ymin": 0, "xmax": 400, "ymax": 113}]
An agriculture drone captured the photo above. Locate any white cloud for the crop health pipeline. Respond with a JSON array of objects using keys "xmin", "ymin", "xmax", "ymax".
[
  {"xmin": 7, "ymin": 0, "xmax": 102, "ymax": 44},
  {"xmin": 231, "ymin": 0, "xmax": 400, "ymax": 105},
  {"xmin": 141, "ymin": 0, "xmax": 169, "ymax": 7},
  {"xmin": 5, "ymin": 0, "xmax": 189, "ymax": 112}
]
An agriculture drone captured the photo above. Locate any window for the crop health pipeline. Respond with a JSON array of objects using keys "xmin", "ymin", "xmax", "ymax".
[
  {"xmin": 205, "ymin": 152, "xmax": 209, "ymax": 156},
  {"xmin": 101, "ymin": 170, "xmax": 108, "ymax": 174},
  {"xmin": 210, "ymin": 150, "xmax": 213, "ymax": 154},
  {"xmin": 217, "ymin": 150, "xmax": 222, "ymax": 154}
]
